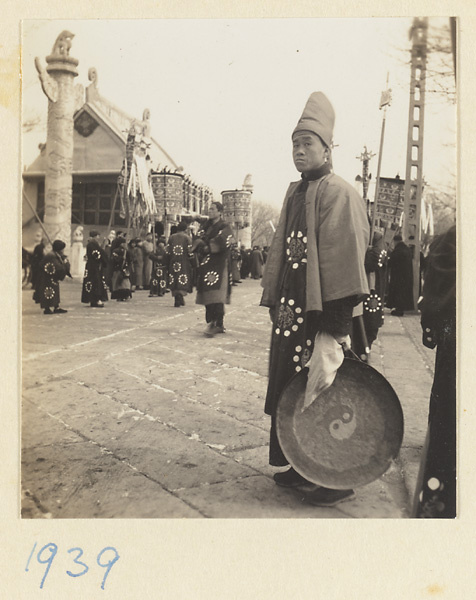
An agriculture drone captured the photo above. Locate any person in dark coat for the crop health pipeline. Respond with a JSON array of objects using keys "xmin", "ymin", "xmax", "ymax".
[
  {"xmin": 351, "ymin": 231, "xmax": 388, "ymax": 360},
  {"xmin": 412, "ymin": 225, "xmax": 456, "ymax": 518},
  {"xmin": 110, "ymin": 237, "xmax": 133, "ymax": 301},
  {"xmin": 194, "ymin": 202, "xmax": 234, "ymax": 336},
  {"xmin": 386, "ymin": 234, "xmax": 414, "ymax": 316},
  {"xmin": 166, "ymin": 221, "xmax": 193, "ymax": 306},
  {"xmin": 250, "ymin": 246, "xmax": 264, "ymax": 279},
  {"xmin": 240, "ymin": 245, "xmax": 251, "ymax": 279},
  {"xmin": 30, "ymin": 238, "xmax": 46, "ymax": 291},
  {"xmin": 260, "ymin": 91, "xmax": 369, "ymax": 507},
  {"xmin": 81, "ymin": 231, "xmax": 109, "ymax": 308},
  {"xmin": 148, "ymin": 237, "xmax": 168, "ymax": 297},
  {"xmin": 33, "ymin": 240, "xmax": 71, "ymax": 314},
  {"xmin": 230, "ymin": 243, "xmax": 242, "ymax": 284}
]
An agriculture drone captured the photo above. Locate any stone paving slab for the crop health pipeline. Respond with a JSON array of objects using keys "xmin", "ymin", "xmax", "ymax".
[
  {"xmin": 106, "ymin": 420, "xmax": 257, "ymax": 491},
  {"xmin": 174, "ymin": 475, "xmax": 348, "ymax": 518},
  {"xmin": 22, "ymin": 398, "xmax": 84, "ymax": 449},
  {"xmin": 22, "ymin": 443, "xmax": 203, "ymax": 519}
]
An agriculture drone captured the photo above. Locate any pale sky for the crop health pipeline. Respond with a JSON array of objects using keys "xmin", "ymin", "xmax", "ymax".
[{"xmin": 22, "ymin": 18, "xmax": 456, "ymax": 209}]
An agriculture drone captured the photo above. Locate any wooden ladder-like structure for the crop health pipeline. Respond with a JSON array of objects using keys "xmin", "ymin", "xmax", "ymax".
[{"xmin": 403, "ymin": 17, "xmax": 429, "ymax": 308}]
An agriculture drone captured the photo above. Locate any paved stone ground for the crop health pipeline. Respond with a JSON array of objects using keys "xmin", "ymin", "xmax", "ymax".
[{"xmin": 21, "ymin": 277, "xmax": 435, "ymax": 519}]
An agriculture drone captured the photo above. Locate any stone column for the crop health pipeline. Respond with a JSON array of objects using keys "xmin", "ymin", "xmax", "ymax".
[{"xmin": 35, "ymin": 31, "xmax": 78, "ymax": 254}]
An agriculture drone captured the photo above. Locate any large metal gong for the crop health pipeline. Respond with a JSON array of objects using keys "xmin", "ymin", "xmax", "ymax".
[{"xmin": 276, "ymin": 358, "xmax": 404, "ymax": 489}]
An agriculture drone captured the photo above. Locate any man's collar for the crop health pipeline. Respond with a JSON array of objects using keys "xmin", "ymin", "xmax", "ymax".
[{"xmin": 301, "ymin": 162, "xmax": 331, "ymax": 182}]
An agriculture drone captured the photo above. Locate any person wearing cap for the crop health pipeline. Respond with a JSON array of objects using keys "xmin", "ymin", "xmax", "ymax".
[
  {"xmin": 149, "ymin": 235, "xmax": 168, "ymax": 297},
  {"xmin": 110, "ymin": 236, "xmax": 133, "ymax": 301},
  {"xmin": 260, "ymin": 92, "xmax": 369, "ymax": 507},
  {"xmin": 194, "ymin": 201, "xmax": 235, "ymax": 336},
  {"xmin": 81, "ymin": 230, "xmax": 109, "ymax": 308},
  {"xmin": 166, "ymin": 221, "xmax": 193, "ymax": 306},
  {"xmin": 33, "ymin": 239, "xmax": 71, "ymax": 315}
]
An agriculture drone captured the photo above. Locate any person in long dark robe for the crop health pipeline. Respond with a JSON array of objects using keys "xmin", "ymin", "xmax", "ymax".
[
  {"xmin": 240, "ymin": 245, "xmax": 251, "ymax": 279},
  {"xmin": 81, "ymin": 230, "xmax": 108, "ymax": 308},
  {"xmin": 149, "ymin": 238, "xmax": 168, "ymax": 297},
  {"xmin": 412, "ymin": 224, "xmax": 456, "ymax": 518},
  {"xmin": 351, "ymin": 231, "xmax": 388, "ymax": 360},
  {"xmin": 230, "ymin": 243, "xmax": 242, "ymax": 284},
  {"xmin": 110, "ymin": 237, "xmax": 133, "ymax": 301},
  {"xmin": 33, "ymin": 240, "xmax": 71, "ymax": 314},
  {"xmin": 386, "ymin": 234, "xmax": 414, "ymax": 316},
  {"xmin": 166, "ymin": 221, "xmax": 193, "ymax": 306},
  {"xmin": 260, "ymin": 92, "xmax": 369, "ymax": 507},
  {"xmin": 194, "ymin": 202, "xmax": 234, "ymax": 336},
  {"xmin": 250, "ymin": 246, "xmax": 264, "ymax": 279},
  {"xmin": 30, "ymin": 239, "xmax": 46, "ymax": 291}
]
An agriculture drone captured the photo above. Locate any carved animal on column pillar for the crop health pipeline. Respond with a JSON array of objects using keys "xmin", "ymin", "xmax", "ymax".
[{"xmin": 52, "ymin": 31, "xmax": 75, "ymax": 56}]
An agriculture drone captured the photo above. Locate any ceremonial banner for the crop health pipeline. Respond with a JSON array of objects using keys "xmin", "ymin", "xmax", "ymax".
[{"xmin": 374, "ymin": 177, "xmax": 405, "ymax": 228}]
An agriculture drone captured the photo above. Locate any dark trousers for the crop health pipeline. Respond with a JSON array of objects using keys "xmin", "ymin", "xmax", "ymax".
[
  {"xmin": 269, "ymin": 416, "xmax": 289, "ymax": 466},
  {"xmin": 205, "ymin": 303, "xmax": 224, "ymax": 327}
]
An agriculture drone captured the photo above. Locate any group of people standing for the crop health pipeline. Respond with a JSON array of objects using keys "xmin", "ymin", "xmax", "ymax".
[
  {"xmin": 235, "ymin": 245, "xmax": 268, "ymax": 281},
  {"xmin": 30, "ymin": 201, "xmax": 241, "ymax": 338}
]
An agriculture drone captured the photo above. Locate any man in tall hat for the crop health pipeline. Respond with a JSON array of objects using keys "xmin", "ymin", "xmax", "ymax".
[{"xmin": 261, "ymin": 92, "xmax": 369, "ymax": 507}]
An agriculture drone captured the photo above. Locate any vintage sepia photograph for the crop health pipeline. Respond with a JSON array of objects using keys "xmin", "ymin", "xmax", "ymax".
[{"xmin": 20, "ymin": 17, "xmax": 456, "ymax": 520}]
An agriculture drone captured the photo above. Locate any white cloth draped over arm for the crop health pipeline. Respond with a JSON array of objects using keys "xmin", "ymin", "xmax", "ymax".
[{"xmin": 302, "ymin": 331, "xmax": 350, "ymax": 412}]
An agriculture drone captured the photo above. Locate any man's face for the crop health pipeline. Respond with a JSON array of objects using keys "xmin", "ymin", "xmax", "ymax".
[
  {"xmin": 208, "ymin": 204, "xmax": 221, "ymax": 220},
  {"xmin": 292, "ymin": 131, "xmax": 327, "ymax": 173}
]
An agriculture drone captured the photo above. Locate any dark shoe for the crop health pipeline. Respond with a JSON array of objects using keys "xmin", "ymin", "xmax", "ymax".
[
  {"xmin": 90, "ymin": 302, "xmax": 104, "ymax": 308},
  {"xmin": 53, "ymin": 307, "xmax": 67, "ymax": 314},
  {"xmin": 204, "ymin": 322, "xmax": 216, "ymax": 337},
  {"xmin": 273, "ymin": 467, "xmax": 313, "ymax": 488},
  {"xmin": 390, "ymin": 309, "xmax": 404, "ymax": 316},
  {"xmin": 215, "ymin": 325, "xmax": 226, "ymax": 334},
  {"xmin": 43, "ymin": 308, "xmax": 53, "ymax": 315},
  {"xmin": 304, "ymin": 487, "xmax": 355, "ymax": 507}
]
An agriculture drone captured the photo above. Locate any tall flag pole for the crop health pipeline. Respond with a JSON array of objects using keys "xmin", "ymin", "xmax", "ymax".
[
  {"xmin": 356, "ymin": 146, "xmax": 376, "ymax": 217},
  {"xmin": 370, "ymin": 74, "xmax": 392, "ymax": 243}
]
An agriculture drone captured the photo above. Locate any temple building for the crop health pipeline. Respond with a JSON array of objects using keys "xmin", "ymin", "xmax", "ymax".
[{"xmin": 22, "ymin": 67, "xmax": 214, "ymax": 246}]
